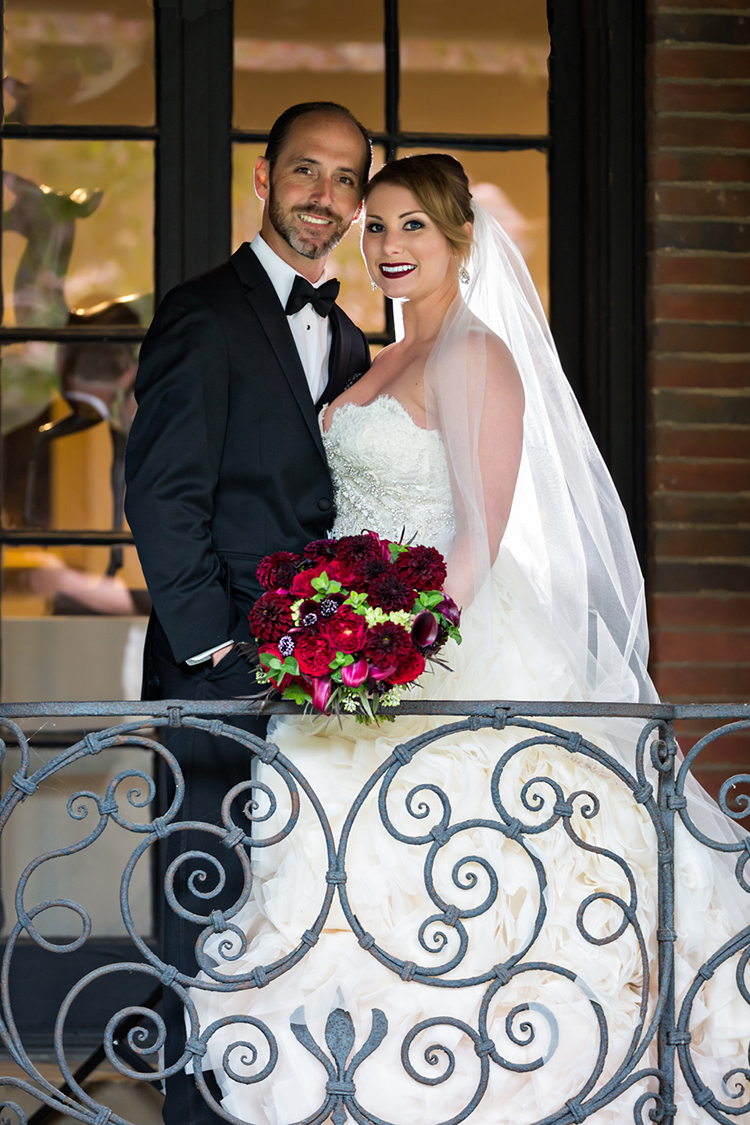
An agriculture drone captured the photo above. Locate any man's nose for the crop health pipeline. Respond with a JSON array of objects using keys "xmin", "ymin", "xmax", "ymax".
[{"xmin": 309, "ymin": 174, "xmax": 334, "ymax": 210}]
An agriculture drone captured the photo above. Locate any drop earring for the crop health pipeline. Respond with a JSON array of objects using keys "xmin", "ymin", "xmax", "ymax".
[
  {"xmin": 370, "ymin": 278, "xmax": 378, "ymax": 291},
  {"xmin": 458, "ymin": 264, "xmax": 470, "ymax": 284}
]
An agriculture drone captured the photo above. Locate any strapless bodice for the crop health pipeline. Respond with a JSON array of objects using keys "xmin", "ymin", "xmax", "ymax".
[{"xmin": 321, "ymin": 395, "xmax": 455, "ymax": 554}]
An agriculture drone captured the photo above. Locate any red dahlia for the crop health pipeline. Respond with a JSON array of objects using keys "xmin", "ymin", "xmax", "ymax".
[
  {"xmin": 337, "ymin": 533, "xmax": 384, "ymax": 567},
  {"xmin": 303, "ymin": 538, "xmax": 339, "ymax": 563},
  {"xmin": 248, "ymin": 591, "xmax": 294, "ymax": 643},
  {"xmin": 351, "ymin": 557, "xmax": 391, "ymax": 586},
  {"xmin": 365, "ymin": 622, "xmax": 413, "ymax": 667},
  {"xmin": 368, "ymin": 572, "xmax": 415, "ymax": 612},
  {"xmin": 394, "ymin": 545, "xmax": 447, "ymax": 591},
  {"xmin": 294, "ymin": 631, "xmax": 336, "ymax": 677},
  {"xmin": 256, "ymin": 550, "xmax": 301, "ymax": 591}
]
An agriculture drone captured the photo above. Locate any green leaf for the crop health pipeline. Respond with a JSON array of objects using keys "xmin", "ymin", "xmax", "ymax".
[
  {"xmin": 282, "ymin": 683, "xmax": 311, "ymax": 705},
  {"xmin": 311, "ymin": 571, "xmax": 342, "ymax": 595},
  {"xmin": 388, "ymin": 542, "xmax": 408, "ymax": 562}
]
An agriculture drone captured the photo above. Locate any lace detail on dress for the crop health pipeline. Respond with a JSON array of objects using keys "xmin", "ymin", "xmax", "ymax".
[{"xmin": 321, "ymin": 396, "xmax": 455, "ymax": 552}]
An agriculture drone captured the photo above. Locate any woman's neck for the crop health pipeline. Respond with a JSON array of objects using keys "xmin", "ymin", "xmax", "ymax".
[{"xmin": 400, "ymin": 276, "xmax": 460, "ymax": 346}]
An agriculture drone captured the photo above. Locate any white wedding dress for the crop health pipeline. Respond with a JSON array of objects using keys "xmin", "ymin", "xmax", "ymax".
[{"xmin": 191, "ymin": 396, "xmax": 750, "ymax": 1125}]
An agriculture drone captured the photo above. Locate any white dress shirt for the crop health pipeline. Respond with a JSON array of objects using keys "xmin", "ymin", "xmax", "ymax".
[{"xmin": 186, "ymin": 235, "xmax": 334, "ymax": 665}]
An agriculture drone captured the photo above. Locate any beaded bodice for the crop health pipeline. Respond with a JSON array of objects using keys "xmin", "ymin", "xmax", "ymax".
[{"xmin": 321, "ymin": 395, "xmax": 455, "ymax": 554}]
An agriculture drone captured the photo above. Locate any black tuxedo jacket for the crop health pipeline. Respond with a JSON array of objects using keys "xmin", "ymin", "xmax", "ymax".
[{"xmin": 124, "ymin": 242, "xmax": 370, "ymax": 667}]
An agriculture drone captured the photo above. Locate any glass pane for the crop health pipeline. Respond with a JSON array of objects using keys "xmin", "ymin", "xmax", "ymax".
[
  {"xmin": 399, "ymin": 0, "xmax": 549, "ymax": 135},
  {"xmin": 2, "ymin": 333, "xmax": 148, "ymax": 532},
  {"xmin": 2, "ymin": 139, "xmax": 154, "ymax": 329},
  {"xmin": 2, "ymin": 543, "xmax": 148, "ymax": 695},
  {"xmin": 234, "ymin": 2, "xmax": 384, "ymax": 132},
  {"xmin": 1, "ymin": 742, "xmax": 153, "ymax": 938},
  {"xmin": 232, "ymin": 144, "xmax": 386, "ymax": 334},
  {"xmin": 3, "ymin": 0, "xmax": 155, "ymax": 127},
  {"xmin": 395, "ymin": 147, "xmax": 549, "ymax": 312}
]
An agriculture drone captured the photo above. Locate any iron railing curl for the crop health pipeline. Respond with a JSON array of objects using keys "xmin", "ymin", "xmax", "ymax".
[{"xmin": 0, "ymin": 698, "xmax": 749, "ymax": 1125}]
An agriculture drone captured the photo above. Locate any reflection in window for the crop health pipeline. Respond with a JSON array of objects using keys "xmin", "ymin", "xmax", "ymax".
[
  {"xmin": 2, "ymin": 140, "xmax": 154, "ymax": 329},
  {"xmin": 232, "ymin": 144, "xmax": 386, "ymax": 335},
  {"xmin": 234, "ymin": 2, "xmax": 384, "ymax": 131},
  {"xmin": 2, "ymin": 544, "xmax": 147, "ymax": 624},
  {"xmin": 2, "ymin": 305, "xmax": 149, "ymax": 534},
  {"xmin": 3, "ymin": 0, "xmax": 155, "ymax": 127},
  {"xmin": 399, "ymin": 0, "xmax": 549, "ymax": 134}
]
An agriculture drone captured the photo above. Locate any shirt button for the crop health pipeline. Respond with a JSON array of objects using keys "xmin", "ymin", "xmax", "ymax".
[{"xmin": 318, "ymin": 498, "xmax": 332, "ymax": 512}]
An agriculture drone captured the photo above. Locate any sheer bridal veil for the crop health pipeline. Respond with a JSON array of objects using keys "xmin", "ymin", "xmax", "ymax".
[{"xmin": 424, "ymin": 201, "xmax": 656, "ymax": 706}]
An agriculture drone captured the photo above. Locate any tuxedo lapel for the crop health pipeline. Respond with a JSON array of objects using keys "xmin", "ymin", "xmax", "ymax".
[
  {"xmin": 319, "ymin": 305, "xmax": 351, "ymax": 408},
  {"xmin": 231, "ymin": 244, "xmax": 326, "ymax": 461}
]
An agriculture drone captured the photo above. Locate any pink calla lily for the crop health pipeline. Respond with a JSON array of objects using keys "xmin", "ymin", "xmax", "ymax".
[
  {"xmin": 369, "ymin": 661, "xmax": 397, "ymax": 682},
  {"xmin": 341, "ymin": 658, "xmax": 369, "ymax": 687},
  {"xmin": 311, "ymin": 676, "xmax": 333, "ymax": 711}
]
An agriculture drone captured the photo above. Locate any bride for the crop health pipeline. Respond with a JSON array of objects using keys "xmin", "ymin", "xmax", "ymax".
[{"xmin": 187, "ymin": 155, "xmax": 749, "ymax": 1124}]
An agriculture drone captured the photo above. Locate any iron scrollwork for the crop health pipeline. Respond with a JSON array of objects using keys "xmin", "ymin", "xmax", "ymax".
[{"xmin": 0, "ymin": 700, "xmax": 748, "ymax": 1124}]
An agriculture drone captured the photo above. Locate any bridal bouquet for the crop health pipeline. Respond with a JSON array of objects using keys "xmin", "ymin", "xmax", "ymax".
[{"xmin": 247, "ymin": 532, "xmax": 461, "ymax": 721}]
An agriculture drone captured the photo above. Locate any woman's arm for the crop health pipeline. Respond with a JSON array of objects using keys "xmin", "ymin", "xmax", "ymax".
[{"xmin": 443, "ymin": 331, "xmax": 525, "ymax": 610}]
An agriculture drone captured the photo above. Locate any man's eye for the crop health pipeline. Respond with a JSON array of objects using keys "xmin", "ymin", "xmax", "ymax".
[
  {"xmin": 295, "ymin": 166, "xmax": 313, "ymax": 175},
  {"xmin": 339, "ymin": 175, "xmax": 355, "ymax": 186}
]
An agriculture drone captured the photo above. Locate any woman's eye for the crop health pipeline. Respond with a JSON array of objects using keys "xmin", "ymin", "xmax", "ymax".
[
  {"xmin": 365, "ymin": 222, "xmax": 385, "ymax": 233},
  {"xmin": 404, "ymin": 220, "xmax": 424, "ymax": 230}
]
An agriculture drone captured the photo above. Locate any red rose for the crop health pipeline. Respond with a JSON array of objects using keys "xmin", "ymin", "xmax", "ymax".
[
  {"xmin": 248, "ymin": 591, "xmax": 294, "ymax": 643},
  {"xmin": 294, "ymin": 631, "xmax": 336, "ymax": 676},
  {"xmin": 256, "ymin": 550, "xmax": 301, "ymax": 591},
  {"xmin": 323, "ymin": 607, "xmax": 368, "ymax": 654},
  {"xmin": 395, "ymin": 545, "xmax": 447, "ymax": 592},
  {"xmin": 291, "ymin": 563, "xmax": 327, "ymax": 598},
  {"xmin": 390, "ymin": 646, "xmax": 426, "ymax": 685}
]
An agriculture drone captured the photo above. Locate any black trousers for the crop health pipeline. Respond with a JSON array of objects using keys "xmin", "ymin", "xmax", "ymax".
[{"xmin": 151, "ymin": 620, "xmax": 267, "ymax": 1125}]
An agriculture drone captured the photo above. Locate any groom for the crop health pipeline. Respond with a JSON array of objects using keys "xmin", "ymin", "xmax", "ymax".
[{"xmin": 124, "ymin": 102, "xmax": 372, "ymax": 1122}]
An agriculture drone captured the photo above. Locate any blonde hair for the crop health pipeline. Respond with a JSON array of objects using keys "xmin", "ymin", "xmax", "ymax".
[{"xmin": 364, "ymin": 154, "xmax": 474, "ymax": 264}]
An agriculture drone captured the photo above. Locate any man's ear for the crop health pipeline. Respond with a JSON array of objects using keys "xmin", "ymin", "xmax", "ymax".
[{"xmin": 254, "ymin": 156, "xmax": 271, "ymax": 202}]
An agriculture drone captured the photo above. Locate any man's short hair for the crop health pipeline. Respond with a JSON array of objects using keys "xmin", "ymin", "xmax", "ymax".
[{"xmin": 264, "ymin": 102, "xmax": 372, "ymax": 189}]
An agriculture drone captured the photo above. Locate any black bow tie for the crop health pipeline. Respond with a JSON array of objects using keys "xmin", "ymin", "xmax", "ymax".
[{"xmin": 285, "ymin": 275, "xmax": 340, "ymax": 318}]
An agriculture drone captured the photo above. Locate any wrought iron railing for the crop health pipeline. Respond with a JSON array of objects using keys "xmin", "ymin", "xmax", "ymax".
[{"xmin": 0, "ymin": 698, "xmax": 749, "ymax": 1125}]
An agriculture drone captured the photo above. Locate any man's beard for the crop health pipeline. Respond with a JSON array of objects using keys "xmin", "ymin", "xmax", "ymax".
[{"xmin": 268, "ymin": 191, "xmax": 347, "ymax": 260}]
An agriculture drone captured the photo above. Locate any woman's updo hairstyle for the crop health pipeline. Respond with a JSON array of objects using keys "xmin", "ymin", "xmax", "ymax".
[{"xmin": 363, "ymin": 154, "xmax": 474, "ymax": 264}]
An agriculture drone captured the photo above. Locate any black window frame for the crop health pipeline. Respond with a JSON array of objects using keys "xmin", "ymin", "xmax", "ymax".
[{"xmin": 0, "ymin": 0, "xmax": 646, "ymax": 1049}]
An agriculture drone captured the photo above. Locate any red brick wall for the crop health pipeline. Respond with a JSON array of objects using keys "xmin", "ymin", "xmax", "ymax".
[{"xmin": 646, "ymin": 2, "xmax": 750, "ymax": 791}]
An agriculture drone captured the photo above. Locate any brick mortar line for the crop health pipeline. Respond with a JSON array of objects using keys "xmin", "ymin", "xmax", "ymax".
[
  {"xmin": 652, "ymin": 148, "xmax": 750, "ymax": 156},
  {"xmin": 650, "ymin": 214, "xmax": 750, "ymax": 221},
  {"xmin": 652, "ymin": 555, "xmax": 750, "ymax": 563},
  {"xmin": 650, "ymin": 184, "xmax": 750, "ymax": 191},
  {"xmin": 650, "ymin": 351, "xmax": 750, "ymax": 360},
  {"xmin": 648, "ymin": 491, "xmax": 750, "ymax": 497},
  {"xmin": 653, "ymin": 285, "xmax": 750, "ymax": 292},
  {"xmin": 651, "ymin": 43, "xmax": 750, "ymax": 52},
  {"xmin": 652, "ymin": 77, "xmax": 750, "ymax": 85},
  {"xmin": 650, "ymin": 250, "xmax": 750, "ymax": 257}
]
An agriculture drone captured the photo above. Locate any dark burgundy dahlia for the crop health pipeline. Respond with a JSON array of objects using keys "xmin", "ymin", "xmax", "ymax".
[
  {"xmin": 303, "ymin": 538, "xmax": 339, "ymax": 563},
  {"xmin": 368, "ymin": 571, "xmax": 415, "ymax": 612},
  {"xmin": 351, "ymin": 556, "xmax": 391, "ymax": 586},
  {"xmin": 394, "ymin": 545, "xmax": 447, "ymax": 591},
  {"xmin": 337, "ymin": 533, "xmax": 384, "ymax": 567},
  {"xmin": 248, "ymin": 591, "xmax": 294, "ymax": 643},
  {"xmin": 256, "ymin": 550, "xmax": 301, "ymax": 591},
  {"xmin": 365, "ymin": 622, "xmax": 413, "ymax": 667}
]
